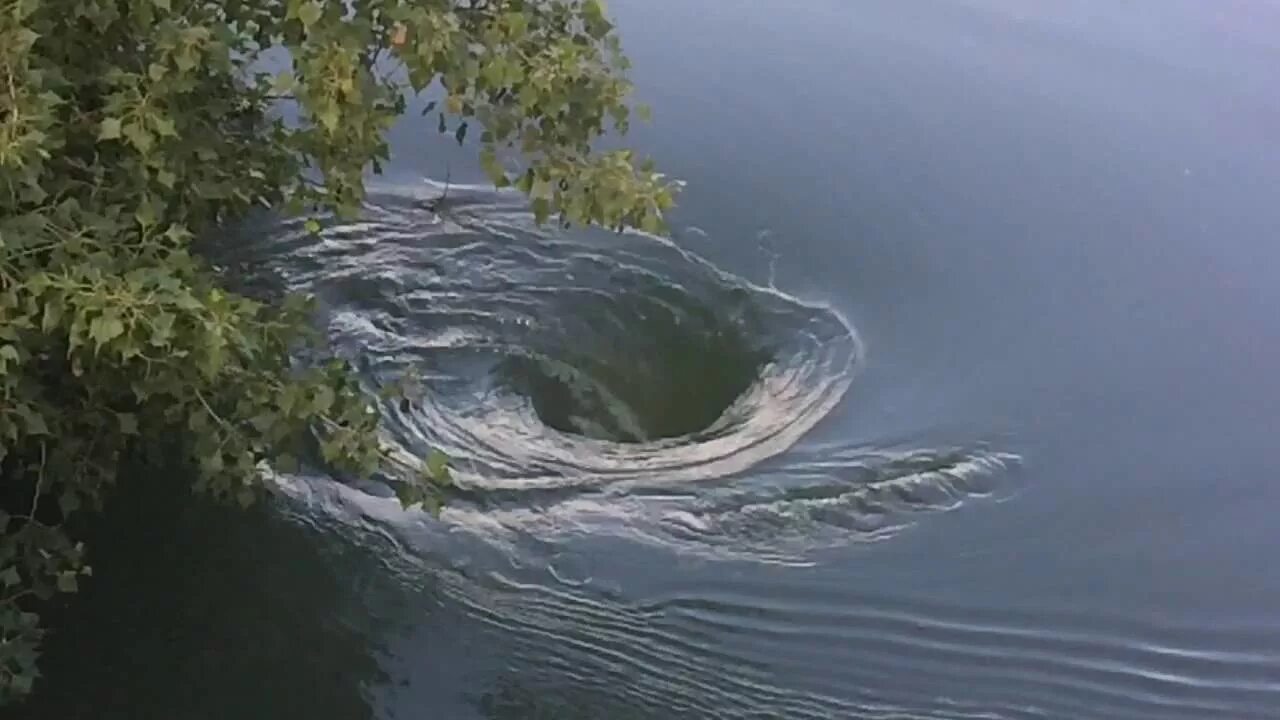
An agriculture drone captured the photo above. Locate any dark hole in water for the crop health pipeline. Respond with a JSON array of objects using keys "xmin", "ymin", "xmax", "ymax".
[{"xmin": 496, "ymin": 293, "xmax": 771, "ymax": 443}]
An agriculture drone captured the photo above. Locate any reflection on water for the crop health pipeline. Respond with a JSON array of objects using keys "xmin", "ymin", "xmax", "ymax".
[{"xmin": 13, "ymin": 472, "xmax": 397, "ymax": 720}]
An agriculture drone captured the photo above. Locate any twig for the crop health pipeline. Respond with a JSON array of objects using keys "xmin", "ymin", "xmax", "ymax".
[
  {"xmin": 27, "ymin": 443, "xmax": 46, "ymax": 521},
  {"xmin": 0, "ymin": 589, "xmax": 34, "ymax": 607},
  {"xmin": 194, "ymin": 388, "xmax": 231, "ymax": 431},
  {"xmin": 424, "ymin": 163, "xmax": 451, "ymax": 212}
]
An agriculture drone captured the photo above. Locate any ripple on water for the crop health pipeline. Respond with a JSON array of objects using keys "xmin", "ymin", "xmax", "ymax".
[
  {"xmin": 237, "ymin": 184, "xmax": 1280, "ymax": 719},
  {"xmin": 274, "ymin": 475, "xmax": 1280, "ymax": 720},
  {"xmin": 223, "ymin": 180, "xmax": 1015, "ymax": 563}
]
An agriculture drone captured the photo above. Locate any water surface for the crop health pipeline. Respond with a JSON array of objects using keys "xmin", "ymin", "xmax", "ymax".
[{"xmin": 20, "ymin": 1, "xmax": 1280, "ymax": 718}]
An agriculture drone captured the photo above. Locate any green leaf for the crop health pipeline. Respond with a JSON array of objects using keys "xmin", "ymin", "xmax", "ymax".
[
  {"xmin": 89, "ymin": 313, "xmax": 126, "ymax": 348},
  {"xmin": 11, "ymin": 674, "xmax": 33, "ymax": 696},
  {"xmin": 304, "ymin": 219, "xmax": 321, "ymax": 234},
  {"xmin": 199, "ymin": 450, "xmax": 224, "ymax": 473},
  {"xmin": 271, "ymin": 72, "xmax": 296, "ymax": 95},
  {"xmin": 394, "ymin": 482, "xmax": 420, "ymax": 508},
  {"xmin": 16, "ymin": 406, "xmax": 49, "ymax": 436},
  {"xmin": 149, "ymin": 312, "xmax": 175, "ymax": 345},
  {"xmin": 426, "ymin": 449, "xmax": 450, "ymax": 483},
  {"xmin": 117, "ymin": 413, "xmax": 139, "ymax": 435},
  {"xmin": 317, "ymin": 107, "xmax": 339, "ymax": 132},
  {"xmin": 312, "ymin": 385, "xmax": 334, "ymax": 414},
  {"xmin": 175, "ymin": 48, "xmax": 198, "ymax": 73},
  {"xmin": 57, "ymin": 572, "xmax": 79, "ymax": 593},
  {"xmin": 163, "ymin": 225, "xmax": 191, "ymax": 243},
  {"xmin": 530, "ymin": 177, "xmax": 553, "ymax": 201},
  {"xmin": 297, "ymin": 2, "xmax": 322, "ymax": 28},
  {"xmin": 531, "ymin": 197, "xmax": 552, "ymax": 224},
  {"xmin": 41, "ymin": 299, "xmax": 64, "ymax": 332},
  {"xmin": 422, "ymin": 493, "xmax": 443, "ymax": 517},
  {"xmin": 135, "ymin": 202, "xmax": 158, "ymax": 228},
  {"xmin": 0, "ymin": 567, "xmax": 19, "ymax": 587},
  {"xmin": 123, "ymin": 123, "xmax": 154, "ymax": 153},
  {"xmin": 19, "ymin": 183, "xmax": 48, "ymax": 205},
  {"xmin": 98, "ymin": 117, "xmax": 122, "ymax": 140},
  {"xmin": 275, "ymin": 453, "xmax": 299, "ymax": 473},
  {"xmin": 480, "ymin": 149, "xmax": 503, "ymax": 184},
  {"xmin": 59, "ymin": 490, "xmax": 81, "ymax": 515},
  {"xmin": 152, "ymin": 115, "xmax": 177, "ymax": 137}
]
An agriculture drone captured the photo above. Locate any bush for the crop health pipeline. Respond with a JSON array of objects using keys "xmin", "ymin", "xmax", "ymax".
[{"xmin": 0, "ymin": 0, "xmax": 674, "ymax": 700}]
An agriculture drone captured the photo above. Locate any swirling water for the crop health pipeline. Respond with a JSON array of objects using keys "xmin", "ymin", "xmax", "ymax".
[
  {"xmin": 241, "ymin": 183, "xmax": 1016, "ymax": 566},
  {"xmin": 215, "ymin": 178, "xmax": 1274, "ymax": 720},
  {"xmin": 19, "ymin": 1, "xmax": 1280, "ymax": 718}
]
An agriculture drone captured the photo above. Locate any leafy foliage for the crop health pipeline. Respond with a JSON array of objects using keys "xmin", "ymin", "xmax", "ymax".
[{"xmin": 0, "ymin": 0, "xmax": 673, "ymax": 701}]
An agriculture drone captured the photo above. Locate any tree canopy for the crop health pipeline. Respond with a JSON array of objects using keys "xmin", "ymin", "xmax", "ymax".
[{"xmin": 0, "ymin": 0, "xmax": 674, "ymax": 701}]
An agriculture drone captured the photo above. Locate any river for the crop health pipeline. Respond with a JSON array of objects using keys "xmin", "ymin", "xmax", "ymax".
[{"xmin": 19, "ymin": 1, "xmax": 1280, "ymax": 718}]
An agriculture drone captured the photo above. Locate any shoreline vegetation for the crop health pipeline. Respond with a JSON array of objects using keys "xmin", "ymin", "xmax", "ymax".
[{"xmin": 0, "ymin": 0, "xmax": 673, "ymax": 701}]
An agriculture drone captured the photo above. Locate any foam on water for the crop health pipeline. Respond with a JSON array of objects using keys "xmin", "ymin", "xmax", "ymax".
[
  {"xmin": 223, "ymin": 180, "xmax": 1014, "ymax": 564},
  {"xmin": 234, "ymin": 186, "xmax": 1280, "ymax": 719}
]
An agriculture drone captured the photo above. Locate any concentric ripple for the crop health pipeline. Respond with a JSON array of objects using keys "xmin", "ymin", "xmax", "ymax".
[{"xmin": 225, "ymin": 180, "xmax": 1013, "ymax": 561}]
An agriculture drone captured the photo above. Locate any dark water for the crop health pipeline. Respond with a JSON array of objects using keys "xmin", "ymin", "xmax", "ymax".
[{"xmin": 21, "ymin": 1, "xmax": 1280, "ymax": 718}]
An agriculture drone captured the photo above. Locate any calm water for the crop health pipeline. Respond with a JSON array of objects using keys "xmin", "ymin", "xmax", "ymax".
[{"xmin": 21, "ymin": 1, "xmax": 1280, "ymax": 718}]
